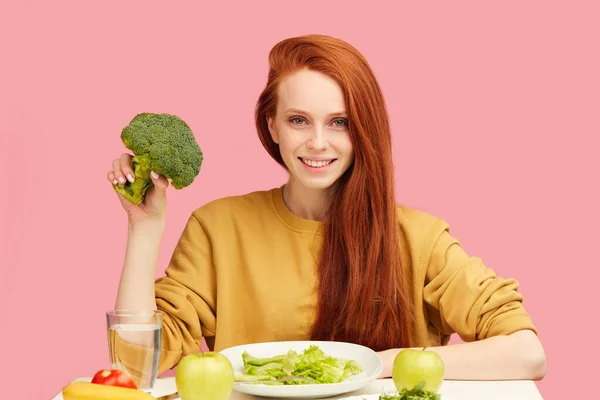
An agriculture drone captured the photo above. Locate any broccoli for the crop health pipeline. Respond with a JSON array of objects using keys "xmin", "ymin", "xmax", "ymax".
[{"xmin": 113, "ymin": 112, "xmax": 204, "ymax": 205}]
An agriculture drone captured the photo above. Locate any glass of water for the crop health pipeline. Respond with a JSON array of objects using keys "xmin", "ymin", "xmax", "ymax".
[{"xmin": 106, "ymin": 310, "xmax": 163, "ymax": 392}]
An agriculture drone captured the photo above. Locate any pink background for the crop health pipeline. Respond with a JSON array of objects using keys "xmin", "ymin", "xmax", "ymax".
[{"xmin": 1, "ymin": 1, "xmax": 598, "ymax": 399}]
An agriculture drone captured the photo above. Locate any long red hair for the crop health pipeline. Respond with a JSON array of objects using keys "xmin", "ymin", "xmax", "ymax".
[{"xmin": 255, "ymin": 35, "xmax": 413, "ymax": 351}]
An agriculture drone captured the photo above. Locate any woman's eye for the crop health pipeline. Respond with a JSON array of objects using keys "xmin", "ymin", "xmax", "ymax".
[
  {"xmin": 290, "ymin": 117, "xmax": 306, "ymax": 124},
  {"xmin": 332, "ymin": 118, "xmax": 348, "ymax": 127}
]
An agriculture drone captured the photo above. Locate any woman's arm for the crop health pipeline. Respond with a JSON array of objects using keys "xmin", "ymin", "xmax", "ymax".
[
  {"xmin": 115, "ymin": 221, "xmax": 165, "ymax": 311},
  {"xmin": 403, "ymin": 218, "xmax": 545, "ymax": 382},
  {"xmin": 378, "ymin": 329, "xmax": 546, "ymax": 380}
]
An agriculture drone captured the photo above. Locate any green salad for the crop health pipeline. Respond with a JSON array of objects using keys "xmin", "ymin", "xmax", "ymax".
[
  {"xmin": 372, "ymin": 382, "xmax": 441, "ymax": 400},
  {"xmin": 234, "ymin": 345, "xmax": 363, "ymax": 385}
]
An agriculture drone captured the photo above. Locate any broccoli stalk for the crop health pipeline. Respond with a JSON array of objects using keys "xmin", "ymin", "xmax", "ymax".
[
  {"xmin": 117, "ymin": 155, "xmax": 154, "ymax": 204},
  {"xmin": 114, "ymin": 113, "xmax": 203, "ymax": 205}
]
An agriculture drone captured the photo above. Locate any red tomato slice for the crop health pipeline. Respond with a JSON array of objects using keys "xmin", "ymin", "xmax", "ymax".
[{"xmin": 91, "ymin": 369, "xmax": 137, "ymax": 389}]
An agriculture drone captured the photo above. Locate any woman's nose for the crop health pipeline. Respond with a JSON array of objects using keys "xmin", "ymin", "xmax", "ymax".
[{"xmin": 307, "ymin": 129, "xmax": 329, "ymax": 150}]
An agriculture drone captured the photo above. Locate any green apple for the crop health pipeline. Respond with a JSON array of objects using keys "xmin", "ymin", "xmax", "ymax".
[
  {"xmin": 175, "ymin": 351, "xmax": 235, "ymax": 400},
  {"xmin": 392, "ymin": 348, "xmax": 444, "ymax": 392}
]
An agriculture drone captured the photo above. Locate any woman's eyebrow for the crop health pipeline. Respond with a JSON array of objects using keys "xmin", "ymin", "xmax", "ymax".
[
  {"xmin": 284, "ymin": 108, "xmax": 347, "ymax": 117},
  {"xmin": 284, "ymin": 108, "xmax": 308, "ymax": 115}
]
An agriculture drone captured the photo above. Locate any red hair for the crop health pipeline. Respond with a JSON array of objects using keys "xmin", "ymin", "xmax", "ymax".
[{"xmin": 255, "ymin": 35, "xmax": 413, "ymax": 351}]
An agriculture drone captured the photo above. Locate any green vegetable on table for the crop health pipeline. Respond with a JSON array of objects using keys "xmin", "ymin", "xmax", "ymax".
[
  {"xmin": 235, "ymin": 345, "xmax": 363, "ymax": 385},
  {"xmin": 373, "ymin": 381, "xmax": 441, "ymax": 400},
  {"xmin": 114, "ymin": 112, "xmax": 203, "ymax": 205}
]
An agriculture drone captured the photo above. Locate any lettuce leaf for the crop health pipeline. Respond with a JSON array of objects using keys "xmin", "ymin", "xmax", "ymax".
[{"xmin": 235, "ymin": 345, "xmax": 363, "ymax": 385}]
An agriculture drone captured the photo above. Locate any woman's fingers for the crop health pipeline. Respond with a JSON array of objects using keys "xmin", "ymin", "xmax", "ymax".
[
  {"xmin": 112, "ymin": 158, "xmax": 126, "ymax": 185},
  {"xmin": 149, "ymin": 171, "xmax": 169, "ymax": 199},
  {"xmin": 150, "ymin": 171, "xmax": 168, "ymax": 190},
  {"xmin": 107, "ymin": 170, "xmax": 118, "ymax": 185},
  {"xmin": 120, "ymin": 153, "xmax": 135, "ymax": 183}
]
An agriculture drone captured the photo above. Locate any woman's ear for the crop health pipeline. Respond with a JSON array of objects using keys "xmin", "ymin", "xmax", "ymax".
[{"xmin": 267, "ymin": 116, "xmax": 279, "ymax": 144}]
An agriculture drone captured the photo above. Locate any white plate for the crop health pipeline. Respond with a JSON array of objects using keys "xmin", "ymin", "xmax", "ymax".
[{"xmin": 219, "ymin": 340, "xmax": 383, "ymax": 399}]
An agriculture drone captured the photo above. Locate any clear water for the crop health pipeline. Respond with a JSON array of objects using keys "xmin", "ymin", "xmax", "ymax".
[{"xmin": 108, "ymin": 323, "xmax": 162, "ymax": 391}]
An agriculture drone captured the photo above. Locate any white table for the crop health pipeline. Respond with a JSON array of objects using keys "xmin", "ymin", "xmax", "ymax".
[{"xmin": 53, "ymin": 377, "xmax": 544, "ymax": 400}]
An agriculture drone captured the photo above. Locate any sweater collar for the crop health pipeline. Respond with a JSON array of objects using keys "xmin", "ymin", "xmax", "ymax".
[{"xmin": 271, "ymin": 186, "xmax": 323, "ymax": 234}]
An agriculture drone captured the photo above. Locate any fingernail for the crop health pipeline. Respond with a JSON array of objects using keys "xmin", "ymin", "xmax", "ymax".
[
  {"xmin": 112, "ymin": 179, "xmax": 118, "ymax": 185},
  {"xmin": 119, "ymin": 176, "xmax": 125, "ymax": 184},
  {"xmin": 151, "ymin": 171, "xmax": 159, "ymax": 179},
  {"xmin": 127, "ymin": 173, "xmax": 135, "ymax": 183}
]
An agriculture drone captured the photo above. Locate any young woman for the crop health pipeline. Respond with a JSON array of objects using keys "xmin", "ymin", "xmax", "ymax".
[{"xmin": 107, "ymin": 34, "xmax": 546, "ymax": 381}]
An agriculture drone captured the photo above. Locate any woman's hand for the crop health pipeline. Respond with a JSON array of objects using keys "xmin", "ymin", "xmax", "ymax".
[{"xmin": 107, "ymin": 153, "xmax": 170, "ymax": 226}]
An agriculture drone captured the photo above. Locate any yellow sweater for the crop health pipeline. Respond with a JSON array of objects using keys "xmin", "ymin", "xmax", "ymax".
[{"xmin": 118, "ymin": 187, "xmax": 537, "ymax": 375}]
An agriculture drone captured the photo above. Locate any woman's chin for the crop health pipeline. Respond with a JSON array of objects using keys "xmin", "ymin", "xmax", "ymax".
[{"xmin": 292, "ymin": 175, "xmax": 343, "ymax": 191}]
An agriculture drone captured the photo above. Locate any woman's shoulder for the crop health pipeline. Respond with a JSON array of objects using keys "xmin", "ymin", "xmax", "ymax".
[
  {"xmin": 395, "ymin": 205, "xmax": 451, "ymax": 251},
  {"xmin": 190, "ymin": 187, "xmax": 280, "ymax": 222},
  {"xmin": 396, "ymin": 205, "xmax": 448, "ymax": 231}
]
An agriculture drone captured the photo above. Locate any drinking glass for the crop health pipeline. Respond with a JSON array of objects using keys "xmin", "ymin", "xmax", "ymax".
[{"xmin": 106, "ymin": 310, "xmax": 163, "ymax": 391}]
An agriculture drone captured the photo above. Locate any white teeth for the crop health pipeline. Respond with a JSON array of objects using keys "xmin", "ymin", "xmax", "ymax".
[{"xmin": 302, "ymin": 158, "xmax": 333, "ymax": 168}]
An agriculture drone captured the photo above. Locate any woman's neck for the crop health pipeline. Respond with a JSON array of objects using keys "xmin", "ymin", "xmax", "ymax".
[{"xmin": 282, "ymin": 181, "xmax": 336, "ymax": 222}]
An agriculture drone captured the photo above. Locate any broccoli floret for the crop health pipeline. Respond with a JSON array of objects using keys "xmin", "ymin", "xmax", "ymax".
[{"xmin": 114, "ymin": 112, "xmax": 203, "ymax": 205}]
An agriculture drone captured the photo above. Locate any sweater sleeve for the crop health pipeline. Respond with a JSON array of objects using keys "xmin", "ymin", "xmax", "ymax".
[
  {"xmin": 422, "ymin": 220, "xmax": 537, "ymax": 342},
  {"xmin": 112, "ymin": 212, "xmax": 217, "ymax": 376},
  {"xmin": 154, "ymin": 211, "xmax": 218, "ymax": 370}
]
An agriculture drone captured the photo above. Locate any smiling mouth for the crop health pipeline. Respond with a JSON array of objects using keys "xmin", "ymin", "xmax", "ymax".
[{"xmin": 299, "ymin": 158, "xmax": 336, "ymax": 168}]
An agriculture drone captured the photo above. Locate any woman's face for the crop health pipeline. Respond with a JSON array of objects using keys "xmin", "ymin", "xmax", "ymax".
[{"xmin": 267, "ymin": 69, "xmax": 354, "ymax": 192}]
